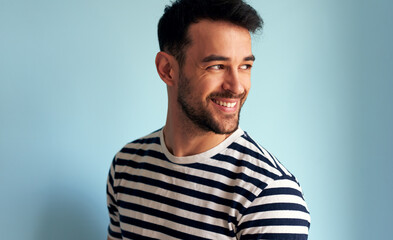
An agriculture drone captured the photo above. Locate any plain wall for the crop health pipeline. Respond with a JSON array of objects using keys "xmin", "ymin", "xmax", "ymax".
[{"xmin": 1, "ymin": 0, "xmax": 392, "ymax": 239}]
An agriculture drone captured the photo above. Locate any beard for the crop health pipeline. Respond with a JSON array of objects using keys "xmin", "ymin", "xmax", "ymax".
[{"xmin": 177, "ymin": 71, "xmax": 246, "ymax": 135}]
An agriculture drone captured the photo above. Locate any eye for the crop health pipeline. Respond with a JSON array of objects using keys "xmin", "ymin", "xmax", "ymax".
[
  {"xmin": 207, "ymin": 64, "xmax": 225, "ymax": 70},
  {"xmin": 239, "ymin": 64, "xmax": 252, "ymax": 70}
]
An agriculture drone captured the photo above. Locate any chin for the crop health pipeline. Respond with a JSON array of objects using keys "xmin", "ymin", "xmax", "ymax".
[{"xmin": 209, "ymin": 117, "xmax": 240, "ymax": 135}]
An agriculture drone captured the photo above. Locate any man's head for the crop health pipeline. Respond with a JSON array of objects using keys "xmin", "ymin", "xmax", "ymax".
[
  {"xmin": 158, "ymin": 0, "xmax": 263, "ymax": 66},
  {"xmin": 156, "ymin": 0, "xmax": 263, "ymax": 135}
]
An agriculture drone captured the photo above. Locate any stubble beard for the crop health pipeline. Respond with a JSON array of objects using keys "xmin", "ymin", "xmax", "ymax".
[{"xmin": 177, "ymin": 71, "xmax": 246, "ymax": 135}]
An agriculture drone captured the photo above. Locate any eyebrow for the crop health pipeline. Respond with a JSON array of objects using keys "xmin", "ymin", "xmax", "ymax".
[
  {"xmin": 244, "ymin": 55, "xmax": 256, "ymax": 61},
  {"xmin": 202, "ymin": 54, "xmax": 255, "ymax": 62}
]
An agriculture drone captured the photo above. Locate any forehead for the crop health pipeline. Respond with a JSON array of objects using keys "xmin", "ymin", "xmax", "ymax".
[{"xmin": 185, "ymin": 20, "xmax": 252, "ymax": 60}]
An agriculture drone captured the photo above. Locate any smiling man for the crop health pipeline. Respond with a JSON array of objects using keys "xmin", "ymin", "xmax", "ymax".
[{"xmin": 107, "ymin": 0, "xmax": 310, "ymax": 239}]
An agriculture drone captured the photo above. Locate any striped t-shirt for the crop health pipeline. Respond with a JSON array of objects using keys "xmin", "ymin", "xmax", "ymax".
[{"xmin": 107, "ymin": 128, "xmax": 310, "ymax": 239}]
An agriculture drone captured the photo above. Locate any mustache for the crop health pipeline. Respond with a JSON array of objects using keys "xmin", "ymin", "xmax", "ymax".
[{"xmin": 208, "ymin": 91, "xmax": 246, "ymax": 99}]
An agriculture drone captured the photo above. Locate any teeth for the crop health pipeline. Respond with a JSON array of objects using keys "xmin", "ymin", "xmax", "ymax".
[{"xmin": 214, "ymin": 100, "xmax": 236, "ymax": 108}]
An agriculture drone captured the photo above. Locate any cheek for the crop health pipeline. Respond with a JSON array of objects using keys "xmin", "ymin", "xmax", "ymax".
[{"xmin": 199, "ymin": 77, "xmax": 223, "ymax": 93}]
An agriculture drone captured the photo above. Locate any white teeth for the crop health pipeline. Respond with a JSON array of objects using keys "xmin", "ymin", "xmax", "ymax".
[{"xmin": 214, "ymin": 100, "xmax": 236, "ymax": 108}]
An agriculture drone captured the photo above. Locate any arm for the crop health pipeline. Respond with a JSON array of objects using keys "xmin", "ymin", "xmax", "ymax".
[
  {"xmin": 237, "ymin": 176, "xmax": 310, "ymax": 239},
  {"xmin": 106, "ymin": 157, "xmax": 122, "ymax": 240}
]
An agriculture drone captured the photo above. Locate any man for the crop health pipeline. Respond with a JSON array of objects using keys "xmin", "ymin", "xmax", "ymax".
[{"xmin": 107, "ymin": 0, "xmax": 310, "ymax": 239}]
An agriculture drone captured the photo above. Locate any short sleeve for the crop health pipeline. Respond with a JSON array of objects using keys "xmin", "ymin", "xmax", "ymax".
[
  {"xmin": 237, "ymin": 176, "xmax": 311, "ymax": 240},
  {"xmin": 107, "ymin": 157, "xmax": 122, "ymax": 239}
]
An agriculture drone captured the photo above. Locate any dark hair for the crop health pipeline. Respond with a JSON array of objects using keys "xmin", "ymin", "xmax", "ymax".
[{"xmin": 158, "ymin": 0, "xmax": 263, "ymax": 65}]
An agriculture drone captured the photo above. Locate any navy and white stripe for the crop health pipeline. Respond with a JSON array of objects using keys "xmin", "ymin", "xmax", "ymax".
[{"xmin": 107, "ymin": 128, "xmax": 310, "ymax": 239}]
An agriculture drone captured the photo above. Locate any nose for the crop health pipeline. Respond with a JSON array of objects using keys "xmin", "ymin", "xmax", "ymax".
[{"xmin": 222, "ymin": 68, "xmax": 245, "ymax": 95}]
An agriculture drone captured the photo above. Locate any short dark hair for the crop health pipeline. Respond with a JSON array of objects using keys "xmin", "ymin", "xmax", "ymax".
[{"xmin": 158, "ymin": 0, "xmax": 263, "ymax": 65}]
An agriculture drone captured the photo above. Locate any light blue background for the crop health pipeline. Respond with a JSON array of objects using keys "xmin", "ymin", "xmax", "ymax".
[{"xmin": 1, "ymin": 0, "xmax": 392, "ymax": 239}]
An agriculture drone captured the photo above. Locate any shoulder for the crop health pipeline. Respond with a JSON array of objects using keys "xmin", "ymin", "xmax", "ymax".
[
  {"xmin": 219, "ymin": 129, "xmax": 304, "ymax": 199},
  {"xmin": 232, "ymin": 132, "xmax": 310, "ymax": 237},
  {"xmin": 123, "ymin": 128, "xmax": 162, "ymax": 149},
  {"xmin": 232, "ymin": 130, "xmax": 294, "ymax": 179},
  {"xmin": 113, "ymin": 128, "xmax": 164, "ymax": 165}
]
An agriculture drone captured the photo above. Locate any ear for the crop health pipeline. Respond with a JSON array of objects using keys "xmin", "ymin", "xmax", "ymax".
[{"xmin": 155, "ymin": 51, "xmax": 177, "ymax": 86}]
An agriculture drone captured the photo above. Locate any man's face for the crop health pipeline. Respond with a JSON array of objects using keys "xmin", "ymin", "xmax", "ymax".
[{"xmin": 176, "ymin": 20, "xmax": 254, "ymax": 134}]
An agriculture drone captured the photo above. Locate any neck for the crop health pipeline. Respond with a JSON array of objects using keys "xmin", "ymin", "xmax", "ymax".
[{"xmin": 163, "ymin": 114, "xmax": 229, "ymax": 157}]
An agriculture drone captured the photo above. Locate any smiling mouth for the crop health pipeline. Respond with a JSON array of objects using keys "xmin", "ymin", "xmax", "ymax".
[{"xmin": 212, "ymin": 99, "xmax": 237, "ymax": 108}]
